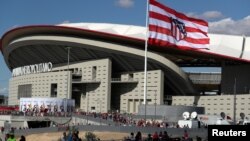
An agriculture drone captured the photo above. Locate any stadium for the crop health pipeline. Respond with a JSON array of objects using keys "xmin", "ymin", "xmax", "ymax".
[{"xmin": 1, "ymin": 22, "xmax": 250, "ymax": 119}]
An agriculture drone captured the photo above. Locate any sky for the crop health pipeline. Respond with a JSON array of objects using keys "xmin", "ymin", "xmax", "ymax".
[{"xmin": 0, "ymin": 0, "xmax": 250, "ymax": 95}]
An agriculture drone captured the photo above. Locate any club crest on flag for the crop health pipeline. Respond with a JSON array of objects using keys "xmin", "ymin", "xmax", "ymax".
[
  {"xmin": 170, "ymin": 17, "xmax": 187, "ymax": 41},
  {"xmin": 148, "ymin": 0, "xmax": 209, "ymax": 49}
]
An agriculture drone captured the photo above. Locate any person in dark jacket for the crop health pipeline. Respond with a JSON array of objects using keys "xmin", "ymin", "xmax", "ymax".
[
  {"xmin": 19, "ymin": 135, "xmax": 26, "ymax": 141},
  {"xmin": 135, "ymin": 131, "xmax": 142, "ymax": 141}
]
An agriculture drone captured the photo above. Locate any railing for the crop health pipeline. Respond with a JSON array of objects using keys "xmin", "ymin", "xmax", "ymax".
[
  {"xmin": 72, "ymin": 73, "xmax": 82, "ymax": 76},
  {"xmin": 72, "ymin": 78, "xmax": 101, "ymax": 83},
  {"xmin": 111, "ymin": 78, "xmax": 138, "ymax": 83},
  {"xmin": 187, "ymin": 72, "xmax": 221, "ymax": 84}
]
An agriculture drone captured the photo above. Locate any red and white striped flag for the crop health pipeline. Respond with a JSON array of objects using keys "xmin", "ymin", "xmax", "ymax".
[{"xmin": 148, "ymin": 0, "xmax": 209, "ymax": 49}]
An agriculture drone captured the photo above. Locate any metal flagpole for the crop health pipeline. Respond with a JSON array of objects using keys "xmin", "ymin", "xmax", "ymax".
[{"xmin": 143, "ymin": 0, "xmax": 150, "ymax": 121}]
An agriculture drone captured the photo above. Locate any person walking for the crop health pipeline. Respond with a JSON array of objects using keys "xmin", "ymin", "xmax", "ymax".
[
  {"xmin": 183, "ymin": 130, "xmax": 189, "ymax": 141},
  {"xmin": 135, "ymin": 131, "xmax": 142, "ymax": 141},
  {"xmin": 7, "ymin": 133, "xmax": 16, "ymax": 141},
  {"xmin": 19, "ymin": 135, "xmax": 25, "ymax": 141}
]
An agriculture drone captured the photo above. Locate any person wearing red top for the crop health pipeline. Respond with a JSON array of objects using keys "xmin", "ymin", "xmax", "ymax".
[
  {"xmin": 183, "ymin": 130, "xmax": 189, "ymax": 140},
  {"xmin": 152, "ymin": 132, "xmax": 159, "ymax": 141}
]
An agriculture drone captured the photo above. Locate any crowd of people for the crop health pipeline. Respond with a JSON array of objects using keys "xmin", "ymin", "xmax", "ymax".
[
  {"xmin": 3, "ymin": 133, "xmax": 26, "ymax": 141},
  {"xmin": 123, "ymin": 130, "xmax": 202, "ymax": 141},
  {"xmin": 60, "ymin": 130, "xmax": 82, "ymax": 141},
  {"xmin": 75, "ymin": 111, "xmax": 182, "ymax": 128},
  {"xmin": 0, "ymin": 110, "xmax": 195, "ymax": 129}
]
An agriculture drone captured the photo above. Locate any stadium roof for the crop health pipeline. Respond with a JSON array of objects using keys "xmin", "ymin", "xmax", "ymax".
[
  {"xmin": 1, "ymin": 23, "xmax": 250, "ymax": 95},
  {"xmin": 1, "ymin": 23, "xmax": 250, "ymax": 69}
]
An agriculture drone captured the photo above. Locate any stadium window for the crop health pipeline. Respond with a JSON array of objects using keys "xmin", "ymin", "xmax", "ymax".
[
  {"xmin": 17, "ymin": 84, "xmax": 32, "ymax": 99},
  {"xmin": 50, "ymin": 83, "xmax": 57, "ymax": 97}
]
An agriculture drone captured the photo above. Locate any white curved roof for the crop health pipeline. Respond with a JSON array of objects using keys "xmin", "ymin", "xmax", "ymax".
[
  {"xmin": 59, "ymin": 23, "xmax": 250, "ymax": 61},
  {"xmin": 59, "ymin": 23, "xmax": 146, "ymax": 39}
]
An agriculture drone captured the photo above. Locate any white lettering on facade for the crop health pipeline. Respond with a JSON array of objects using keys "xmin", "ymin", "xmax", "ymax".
[{"xmin": 12, "ymin": 62, "xmax": 53, "ymax": 77}]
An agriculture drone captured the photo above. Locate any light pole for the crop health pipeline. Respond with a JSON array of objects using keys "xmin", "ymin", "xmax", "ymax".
[
  {"xmin": 233, "ymin": 78, "xmax": 237, "ymax": 125},
  {"xmin": 86, "ymin": 92, "xmax": 89, "ymax": 125},
  {"xmin": 66, "ymin": 47, "xmax": 71, "ymax": 100},
  {"xmin": 154, "ymin": 90, "xmax": 157, "ymax": 121},
  {"xmin": 96, "ymin": 99, "xmax": 102, "ymax": 125},
  {"xmin": 99, "ymin": 99, "xmax": 102, "ymax": 126},
  {"xmin": 63, "ymin": 98, "xmax": 67, "ymax": 117}
]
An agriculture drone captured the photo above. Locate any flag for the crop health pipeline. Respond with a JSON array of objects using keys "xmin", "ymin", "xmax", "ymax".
[{"xmin": 148, "ymin": 0, "xmax": 209, "ymax": 49}]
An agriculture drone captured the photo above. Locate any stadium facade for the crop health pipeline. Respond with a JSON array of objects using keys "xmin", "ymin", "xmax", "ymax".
[{"xmin": 1, "ymin": 23, "xmax": 250, "ymax": 119}]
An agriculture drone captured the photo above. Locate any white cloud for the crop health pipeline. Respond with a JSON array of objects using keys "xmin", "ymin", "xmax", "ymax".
[
  {"xmin": 115, "ymin": 0, "xmax": 134, "ymax": 8},
  {"xmin": 61, "ymin": 20, "xmax": 70, "ymax": 24},
  {"xmin": 0, "ymin": 87, "xmax": 8, "ymax": 94},
  {"xmin": 209, "ymin": 16, "xmax": 250, "ymax": 36},
  {"xmin": 187, "ymin": 11, "xmax": 224, "ymax": 20},
  {"xmin": 201, "ymin": 11, "xmax": 224, "ymax": 20}
]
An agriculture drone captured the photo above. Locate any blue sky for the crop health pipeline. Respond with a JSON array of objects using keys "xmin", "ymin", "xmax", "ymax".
[{"xmin": 0, "ymin": 0, "xmax": 250, "ymax": 95}]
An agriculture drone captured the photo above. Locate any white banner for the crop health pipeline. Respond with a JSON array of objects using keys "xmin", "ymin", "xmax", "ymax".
[{"xmin": 19, "ymin": 98, "xmax": 75, "ymax": 113}]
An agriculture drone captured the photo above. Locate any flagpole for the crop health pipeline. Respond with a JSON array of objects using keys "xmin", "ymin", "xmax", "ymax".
[{"xmin": 143, "ymin": 0, "xmax": 150, "ymax": 121}]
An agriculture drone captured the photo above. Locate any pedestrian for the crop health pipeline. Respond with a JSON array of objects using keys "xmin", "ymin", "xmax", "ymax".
[
  {"xmin": 135, "ymin": 131, "xmax": 142, "ymax": 141},
  {"xmin": 7, "ymin": 133, "xmax": 16, "ymax": 141},
  {"xmin": 152, "ymin": 132, "xmax": 159, "ymax": 141},
  {"xmin": 19, "ymin": 135, "xmax": 25, "ymax": 141},
  {"xmin": 183, "ymin": 130, "xmax": 189, "ymax": 140}
]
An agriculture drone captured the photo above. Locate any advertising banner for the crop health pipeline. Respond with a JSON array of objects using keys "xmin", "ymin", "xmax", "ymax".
[{"xmin": 19, "ymin": 98, "xmax": 75, "ymax": 113}]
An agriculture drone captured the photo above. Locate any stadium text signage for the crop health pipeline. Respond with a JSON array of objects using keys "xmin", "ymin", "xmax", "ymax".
[{"xmin": 12, "ymin": 62, "xmax": 53, "ymax": 77}]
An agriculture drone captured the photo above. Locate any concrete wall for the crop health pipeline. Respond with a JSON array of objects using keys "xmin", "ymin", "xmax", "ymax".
[
  {"xmin": 70, "ymin": 59, "xmax": 111, "ymax": 113},
  {"xmin": 8, "ymin": 58, "xmax": 112, "ymax": 112},
  {"xmin": 9, "ymin": 58, "xmax": 167, "ymax": 113},
  {"xmin": 138, "ymin": 105, "xmax": 204, "ymax": 121},
  {"xmin": 9, "ymin": 71, "xmax": 69, "ymax": 105},
  {"xmin": 53, "ymin": 58, "xmax": 112, "ymax": 112},
  {"xmin": 120, "ymin": 70, "xmax": 164, "ymax": 113},
  {"xmin": 172, "ymin": 94, "xmax": 250, "ymax": 121}
]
